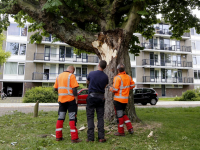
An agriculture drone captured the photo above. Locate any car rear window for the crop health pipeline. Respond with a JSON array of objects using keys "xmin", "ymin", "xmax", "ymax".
[
  {"xmin": 135, "ymin": 89, "xmax": 143, "ymax": 94},
  {"xmin": 143, "ymin": 89, "xmax": 155, "ymax": 93}
]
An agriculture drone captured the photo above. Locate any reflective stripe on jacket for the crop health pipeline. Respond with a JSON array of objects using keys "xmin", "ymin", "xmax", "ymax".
[
  {"xmin": 110, "ymin": 71, "xmax": 135, "ymax": 103},
  {"xmin": 54, "ymin": 72, "xmax": 79, "ymax": 103}
]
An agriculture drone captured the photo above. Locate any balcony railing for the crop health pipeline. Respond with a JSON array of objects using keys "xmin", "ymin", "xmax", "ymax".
[
  {"xmin": 154, "ymin": 27, "xmax": 190, "ymax": 37},
  {"xmin": 143, "ymin": 76, "xmax": 193, "ymax": 83},
  {"xmin": 32, "ymin": 72, "xmax": 88, "ymax": 81},
  {"xmin": 34, "ymin": 53, "xmax": 99, "ymax": 63},
  {"xmin": 142, "ymin": 59, "xmax": 192, "ymax": 68},
  {"xmin": 141, "ymin": 43, "xmax": 191, "ymax": 52}
]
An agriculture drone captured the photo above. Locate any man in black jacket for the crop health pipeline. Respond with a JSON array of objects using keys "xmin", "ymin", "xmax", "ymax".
[{"xmin": 86, "ymin": 60, "xmax": 108, "ymax": 143}]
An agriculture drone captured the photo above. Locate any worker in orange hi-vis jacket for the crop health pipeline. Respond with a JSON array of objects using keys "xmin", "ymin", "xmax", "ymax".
[
  {"xmin": 54, "ymin": 65, "xmax": 82, "ymax": 143},
  {"xmin": 110, "ymin": 63, "xmax": 135, "ymax": 136}
]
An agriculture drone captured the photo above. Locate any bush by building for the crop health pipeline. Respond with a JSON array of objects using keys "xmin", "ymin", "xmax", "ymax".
[
  {"xmin": 174, "ymin": 89, "xmax": 200, "ymax": 101},
  {"xmin": 23, "ymin": 86, "xmax": 58, "ymax": 103}
]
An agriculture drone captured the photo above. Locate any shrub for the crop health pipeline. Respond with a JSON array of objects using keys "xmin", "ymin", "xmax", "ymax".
[
  {"xmin": 23, "ymin": 86, "xmax": 58, "ymax": 103},
  {"xmin": 182, "ymin": 90, "xmax": 197, "ymax": 101},
  {"xmin": 174, "ymin": 96, "xmax": 184, "ymax": 101}
]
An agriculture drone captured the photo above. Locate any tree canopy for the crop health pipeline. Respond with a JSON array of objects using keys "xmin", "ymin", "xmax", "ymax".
[
  {"xmin": 0, "ymin": 34, "xmax": 10, "ymax": 65},
  {"xmin": 0, "ymin": 0, "xmax": 199, "ymax": 57}
]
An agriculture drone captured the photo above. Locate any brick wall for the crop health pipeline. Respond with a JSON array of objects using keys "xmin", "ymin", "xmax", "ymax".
[
  {"xmin": 23, "ymin": 82, "xmax": 42, "ymax": 95},
  {"xmin": 135, "ymin": 84, "xmax": 194, "ymax": 97}
]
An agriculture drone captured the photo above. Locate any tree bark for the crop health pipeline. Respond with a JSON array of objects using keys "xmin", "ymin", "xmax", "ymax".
[{"xmin": 92, "ymin": 29, "xmax": 140, "ymax": 122}]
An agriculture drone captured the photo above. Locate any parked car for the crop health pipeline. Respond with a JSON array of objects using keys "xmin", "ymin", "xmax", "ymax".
[
  {"xmin": 133, "ymin": 88, "xmax": 158, "ymax": 105},
  {"xmin": 77, "ymin": 88, "xmax": 88, "ymax": 104}
]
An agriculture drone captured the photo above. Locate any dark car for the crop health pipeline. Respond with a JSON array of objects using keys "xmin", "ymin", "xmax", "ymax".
[
  {"xmin": 133, "ymin": 88, "xmax": 159, "ymax": 105},
  {"xmin": 77, "ymin": 88, "xmax": 88, "ymax": 104}
]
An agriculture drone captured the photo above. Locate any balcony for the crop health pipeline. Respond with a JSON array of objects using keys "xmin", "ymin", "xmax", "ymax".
[
  {"xmin": 141, "ymin": 43, "xmax": 192, "ymax": 52},
  {"xmin": 34, "ymin": 53, "xmax": 99, "ymax": 63},
  {"xmin": 155, "ymin": 29, "xmax": 172, "ymax": 35},
  {"xmin": 42, "ymin": 36, "xmax": 65, "ymax": 43},
  {"xmin": 143, "ymin": 76, "xmax": 193, "ymax": 83},
  {"xmin": 154, "ymin": 27, "xmax": 190, "ymax": 37},
  {"xmin": 32, "ymin": 72, "xmax": 88, "ymax": 81},
  {"xmin": 142, "ymin": 59, "xmax": 192, "ymax": 68}
]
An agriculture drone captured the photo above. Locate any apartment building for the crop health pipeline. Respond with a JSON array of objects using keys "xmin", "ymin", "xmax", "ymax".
[
  {"xmin": 0, "ymin": 19, "xmax": 197, "ymax": 97},
  {"xmin": 132, "ymin": 23, "xmax": 194, "ymax": 97},
  {"xmin": 0, "ymin": 18, "xmax": 99, "ymax": 97}
]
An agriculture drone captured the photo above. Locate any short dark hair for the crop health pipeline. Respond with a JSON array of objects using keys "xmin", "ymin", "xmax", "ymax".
[
  {"xmin": 117, "ymin": 63, "xmax": 125, "ymax": 72},
  {"xmin": 99, "ymin": 60, "xmax": 107, "ymax": 69}
]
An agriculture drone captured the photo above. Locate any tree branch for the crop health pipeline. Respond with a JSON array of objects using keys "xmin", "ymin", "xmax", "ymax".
[
  {"xmin": 111, "ymin": 0, "xmax": 124, "ymax": 15},
  {"xmin": 59, "ymin": 0, "xmax": 99, "ymax": 24},
  {"xmin": 124, "ymin": 4, "xmax": 143, "ymax": 33},
  {"xmin": 1, "ymin": 0, "xmax": 99, "ymax": 54},
  {"xmin": 83, "ymin": 0, "xmax": 105, "ymax": 20}
]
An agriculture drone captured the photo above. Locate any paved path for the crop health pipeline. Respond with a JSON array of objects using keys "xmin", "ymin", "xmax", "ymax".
[
  {"xmin": 1, "ymin": 98, "xmax": 200, "ymax": 117},
  {"xmin": 0, "ymin": 97, "xmax": 22, "ymax": 103}
]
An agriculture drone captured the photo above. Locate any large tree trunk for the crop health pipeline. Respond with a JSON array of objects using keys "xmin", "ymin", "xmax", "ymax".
[{"xmin": 92, "ymin": 29, "xmax": 140, "ymax": 122}]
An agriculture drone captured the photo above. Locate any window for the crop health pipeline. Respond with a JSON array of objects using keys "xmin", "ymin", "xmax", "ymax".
[
  {"xmin": 4, "ymin": 62, "xmax": 25, "ymax": 75},
  {"xmin": 198, "ymin": 70, "xmax": 200, "ymax": 79},
  {"xmin": 21, "ymin": 26, "xmax": 27, "ymax": 36},
  {"xmin": 76, "ymin": 67, "xmax": 81, "ymax": 76},
  {"xmin": 165, "ymin": 54, "xmax": 171, "ymax": 63},
  {"xmin": 135, "ymin": 89, "xmax": 143, "ymax": 94},
  {"xmin": 196, "ymin": 41, "xmax": 200, "ymax": 50},
  {"xmin": 19, "ymin": 44, "xmax": 26, "ymax": 55},
  {"xmin": 4, "ymin": 62, "xmax": 17, "ymax": 74},
  {"xmin": 6, "ymin": 42, "xmax": 26, "ymax": 55},
  {"xmin": 131, "ymin": 67, "xmax": 136, "ymax": 78},
  {"xmin": 193, "ymin": 71, "xmax": 197, "ymax": 80},
  {"xmin": 59, "ymin": 64, "xmax": 64, "ymax": 74},
  {"xmin": 193, "ymin": 57, "xmax": 197, "ymax": 65},
  {"xmin": 143, "ymin": 89, "xmax": 152, "ymax": 93},
  {"xmin": 8, "ymin": 24, "xmax": 20, "ymax": 36},
  {"xmin": 191, "ymin": 28, "xmax": 194, "ymax": 35},
  {"xmin": 18, "ymin": 63, "xmax": 25, "ymax": 75},
  {"xmin": 50, "ymin": 47, "xmax": 57, "ymax": 57},
  {"xmin": 50, "ymin": 64, "xmax": 56, "ymax": 77},
  {"xmin": 192, "ymin": 42, "xmax": 195, "ymax": 49},
  {"xmin": 82, "ymin": 53, "xmax": 87, "ymax": 59},
  {"xmin": 66, "ymin": 47, "xmax": 72, "ymax": 58},
  {"xmin": 7, "ymin": 24, "xmax": 27, "ymax": 36},
  {"xmin": 194, "ymin": 70, "xmax": 200, "ymax": 79},
  {"xmin": 82, "ymin": 65, "xmax": 87, "ymax": 77}
]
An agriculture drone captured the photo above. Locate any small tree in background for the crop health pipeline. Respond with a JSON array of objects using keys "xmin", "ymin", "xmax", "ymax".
[{"xmin": 0, "ymin": 34, "xmax": 10, "ymax": 65}]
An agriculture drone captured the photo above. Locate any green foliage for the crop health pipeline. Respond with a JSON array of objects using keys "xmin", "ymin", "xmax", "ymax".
[
  {"xmin": 23, "ymin": 86, "xmax": 58, "ymax": 103},
  {"xmin": 129, "ymin": 35, "xmax": 144, "ymax": 56},
  {"xmin": 174, "ymin": 96, "xmax": 184, "ymax": 101},
  {"xmin": 182, "ymin": 90, "xmax": 198, "ymax": 101},
  {"xmin": 0, "ymin": 0, "xmax": 200, "ymax": 55},
  {"xmin": 174, "ymin": 89, "xmax": 200, "ymax": 101},
  {"xmin": 77, "ymin": 84, "xmax": 87, "ymax": 90},
  {"xmin": 0, "ymin": 34, "xmax": 11, "ymax": 65},
  {"xmin": 42, "ymin": 0, "xmax": 62, "ymax": 12}
]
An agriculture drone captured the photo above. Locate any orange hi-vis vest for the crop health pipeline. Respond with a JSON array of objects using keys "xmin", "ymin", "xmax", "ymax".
[
  {"xmin": 110, "ymin": 71, "xmax": 135, "ymax": 103},
  {"xmin": 54, "ymin": 71, "xmax": 79, "ymax": 103}
]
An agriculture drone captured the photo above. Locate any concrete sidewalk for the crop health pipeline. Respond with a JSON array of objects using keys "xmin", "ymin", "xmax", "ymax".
[{"xmin": 1, "ymin": 101, "xmax": 200, "ymax": 107}]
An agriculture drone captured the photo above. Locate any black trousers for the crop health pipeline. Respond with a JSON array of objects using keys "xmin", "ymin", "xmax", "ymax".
[
  {"xmin": 58, "ymin": 99, "xmax": 77, "ymax": 123},
  {"xmin": 114, "ymin": 100, "xmax": 127, "ymax": 120},
  {"xmin": 86, "ymin": 93, "xmax": 105, "ymax": 141}
]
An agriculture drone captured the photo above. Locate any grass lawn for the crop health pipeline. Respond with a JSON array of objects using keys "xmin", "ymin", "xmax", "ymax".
[
  {"xmin": 158, "ymin": 97, "xmax": 175, "ymax": 101},
  {"xmin": 0, "ymin": 107, "xmax": 200, "ymax": 150}
]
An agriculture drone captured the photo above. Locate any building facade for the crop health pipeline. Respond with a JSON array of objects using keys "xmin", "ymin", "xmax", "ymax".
[
  {"xmin": 0, "ymin": 18, "xmax": 99, "ymax": 97},
  {"xmin": 0, "ymin": 20, "xmax": 198, "ymax": 97}
]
